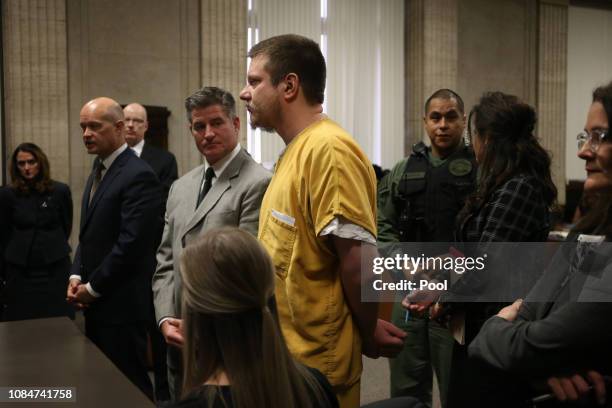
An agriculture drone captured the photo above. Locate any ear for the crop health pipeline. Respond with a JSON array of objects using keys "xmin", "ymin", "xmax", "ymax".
[
  {"xmin": 233, "ymin": 115, "xmax": 240, "ymax": 133},
  {"xmin": 283, "ymin": 73, "xmax": 299, "ymax": 101},
  {"xmin": 115, "ymin": 120, "xmax": 125, "ymax": 133},
  {"xmin": 143, "ymin": 120, "xmax": 149, "ymax": 132}
]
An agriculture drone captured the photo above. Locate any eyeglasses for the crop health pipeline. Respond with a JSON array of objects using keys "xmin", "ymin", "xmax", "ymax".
[{"xmin": 577, "ymin": 129, "xmax": 609, "ymax": 152}]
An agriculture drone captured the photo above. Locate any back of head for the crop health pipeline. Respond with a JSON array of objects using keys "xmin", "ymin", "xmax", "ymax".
[
  {"xmin": 179, "ymin": 227, "xmax": 326, "ymax": 408},
  {"xmin": 180, "ymin": 227, "xmax": 273, "ymax": 315},
  {"xmin": 9, "ymin": 142, "xmax": 52, "ymax": 194},
  {"xmin": 467, "ymin": 91, "xmax": 556, "ymax": 206},
  {"xmin": 248, "ymin": 34, "xmax": 326, "ymax": 105},
  {"xmin": 184, "ymin": 86, "xmax": 236, "ymax": 123},
  {"xmin": 469, "ymin": 91, "xmax": 536, "ymax": 147}
]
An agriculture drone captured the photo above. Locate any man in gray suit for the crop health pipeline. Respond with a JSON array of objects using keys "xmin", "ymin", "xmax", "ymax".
[{"xmin": 152, "ymin": 86, "xmax": 271, "ymax": 398}]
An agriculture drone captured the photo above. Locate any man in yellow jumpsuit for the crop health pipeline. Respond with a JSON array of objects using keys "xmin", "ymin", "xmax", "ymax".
[{"xmin": 239, "ymin": 34, "xmax": 406, "ymax": 408}]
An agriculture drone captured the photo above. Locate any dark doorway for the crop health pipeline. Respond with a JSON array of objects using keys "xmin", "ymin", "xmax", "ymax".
[{"xmin": 144, "ymin": 105, "xmax": 172, "ymax": 151}]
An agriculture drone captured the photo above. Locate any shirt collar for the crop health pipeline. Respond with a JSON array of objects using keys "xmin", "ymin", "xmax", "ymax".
[
  {"xmin": 131, "ymin": 139, "xmax": 145, "ymax": 157},
  {"xmin": 208, "ymin": 143, "xmax": 241, "ymax": 179},
  {"xmin": 100, "ymin": 143, "xmax": 128, "ymax": 170}
]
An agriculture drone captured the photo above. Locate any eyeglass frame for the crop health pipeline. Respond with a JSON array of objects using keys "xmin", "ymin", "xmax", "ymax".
[{"xmin": 577, "ymin": 128, "xmax": 610, "ymax": 152}]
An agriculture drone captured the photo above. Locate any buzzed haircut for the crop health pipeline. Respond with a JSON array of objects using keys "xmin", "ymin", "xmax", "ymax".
[
  {"xmin": 248, "ymin": 34, "xmax": 326, "ymax": 105},
  {"xmin": 185, "ymin": 86, "xmax": 236, "ymax": 122},
  {"xmin": 125, "ymin": 103, "xmax": 148, "ymax": 121},
  {"xmin": 424, "ymin": 88, "xmax": 465, "ymax": 115}
]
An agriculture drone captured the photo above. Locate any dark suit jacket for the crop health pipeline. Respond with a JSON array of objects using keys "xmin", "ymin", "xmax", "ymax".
[
  {"xmin": 0, "ymin": 181, "xmax": 72, "ymax": 271},
  {"xmin": 140, "ymin": 143, "xmax": 178, "ymax": 204},
  {"xmin": 72, "ymin": 148, "xmax": 163, "ymax": 325}
]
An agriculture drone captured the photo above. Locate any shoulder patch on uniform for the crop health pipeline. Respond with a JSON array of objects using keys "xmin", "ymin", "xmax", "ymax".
[{"xmin": 449, "ymin": 159, "xmax": 472, "ymax": 176}]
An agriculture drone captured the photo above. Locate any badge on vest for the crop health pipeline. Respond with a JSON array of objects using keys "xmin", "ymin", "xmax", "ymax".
[
  {"xmin": 402, "ymin": 171, "xmax": 426, "ymax": 180},
  {"xmin": 449, "ymin": 159, "xmax": 472, "ymax": 177}
]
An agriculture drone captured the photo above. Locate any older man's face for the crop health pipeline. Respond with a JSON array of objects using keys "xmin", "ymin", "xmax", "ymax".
[
  {"xmin": 123, "ymin": 104, "xmax": 148, "ymax": 147},
  {"xmin": 80, "ymin": 104, "xmax": 123, "ymax": 159}
]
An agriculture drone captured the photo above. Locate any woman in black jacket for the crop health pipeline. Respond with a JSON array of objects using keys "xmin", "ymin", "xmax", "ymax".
[{"xmin": 0, "ymin": 143, "xmax": 73, "ymax": 321}]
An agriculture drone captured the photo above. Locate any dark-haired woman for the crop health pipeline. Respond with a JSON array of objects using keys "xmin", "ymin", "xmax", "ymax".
[
  {"xmin": 427, "ymin": 92, "xmax": 557, "ymax": 407},
  {"xmin": 0, "ymin": 143, "xmax": 73, "ymax": 321},
  {"xmin": 468, "ymin": 82, "xmax": 612, "ymax": 407},
  {"xmin": 459, "ymin": 91, "xmax": 557, "ymax": 244}
]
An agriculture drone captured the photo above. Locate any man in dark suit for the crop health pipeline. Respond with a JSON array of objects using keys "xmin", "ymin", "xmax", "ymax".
[
  {"xmin": 67, "ymin": 97, "xmax": 162, "ymax": 401},
  {"xmin": 123, "ymin": 102, "xmax": 176, "ymax": 402},
  {"xmin": 152, "ymin": 86, "xmax": 271, "ymax": 399},
  {"xmin": 124, "ymin": 102, "xmax": 178, "ymax": 203}
]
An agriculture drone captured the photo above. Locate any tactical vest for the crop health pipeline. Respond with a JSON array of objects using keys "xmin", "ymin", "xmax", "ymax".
[{"xmin": 395, "ymin": 142, "xmax": 476, "ymax": 242}]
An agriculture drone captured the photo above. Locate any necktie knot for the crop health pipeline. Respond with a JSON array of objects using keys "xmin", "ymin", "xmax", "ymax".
[
  {"xmin": 205, "ymin": 167, "xmax": 215, "ymax": 182},
  {"xmin": 89, "ymin": 159, "xmax": 105, "ymax": 204},
  {"xmin": 95, "ymin": 161, "xmax": 105, "ymax": 177}
]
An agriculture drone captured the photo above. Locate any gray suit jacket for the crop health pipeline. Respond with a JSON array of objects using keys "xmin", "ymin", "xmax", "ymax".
[{"xmin": 152, "ymin": 148, "xmax": 271, "ymax": 323}]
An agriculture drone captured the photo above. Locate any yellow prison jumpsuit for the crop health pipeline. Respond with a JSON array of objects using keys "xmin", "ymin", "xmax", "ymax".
[{"xmin": 258, "ymin": 118, "xmax": 377, "ymax": 408}]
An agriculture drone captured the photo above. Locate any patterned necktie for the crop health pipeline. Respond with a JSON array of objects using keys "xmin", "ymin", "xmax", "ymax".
[
  {"xmin": 196, "ymin": 167, "xmax": 215, "ymax": 207},
  {"xmin": 89, "ymin": 160, "xmax": 105, "ymax": 204}
]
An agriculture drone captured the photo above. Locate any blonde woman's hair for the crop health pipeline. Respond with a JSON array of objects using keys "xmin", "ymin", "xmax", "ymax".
[{"xmin": 179, "ymin": 227, "xmax": 329, "ymax": 408}]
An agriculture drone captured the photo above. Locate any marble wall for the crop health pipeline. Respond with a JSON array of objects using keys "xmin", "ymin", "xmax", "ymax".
[
  {"xmin": 2, "ymin": 0, "xmax": 595, "ymax": 208},
  {"xmin": 2, "ymin": 0, "xmax": 70, "ymax": 183}
]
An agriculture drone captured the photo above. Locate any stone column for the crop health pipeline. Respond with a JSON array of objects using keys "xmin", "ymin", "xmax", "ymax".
[
  {"xmin": 405, "ymin": 0, "xmax": 458, "ymax": 151},
  {"xmin": 2, "ymin": 0, "xmax": 70, "ymax": 182},
  {"xmin": 200, "ymin": 0, "xmax": 248, "ymax": 145},
  {"xmin": 538, "ymin": 0, "xmax": 568, "ymax": 203},
  {"xmin": 405, "ymin": 0, "xmax": 425, "ymax": 151}
]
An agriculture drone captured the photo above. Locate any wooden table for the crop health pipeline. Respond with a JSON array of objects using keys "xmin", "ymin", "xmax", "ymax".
[{"xmin": 0, "ymin": 317, "xmax": 154, "ymax": 407}]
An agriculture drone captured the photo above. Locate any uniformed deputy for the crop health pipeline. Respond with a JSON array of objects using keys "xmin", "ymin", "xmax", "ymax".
[{"xmin": 377, "ymin": 89, "xmax": 476, "ymax": 408}]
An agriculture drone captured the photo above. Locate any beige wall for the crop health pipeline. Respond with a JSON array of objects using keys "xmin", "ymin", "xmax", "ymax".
[
  {"xmin": 457, "ymin": 0, "xmax": 537, "ymax": 110},
  {"xmin": 407, "ymin": 0, "xmax": 539, "ymax": 143},
  {"xmin": 2, "ymin": 0, "xmax": 71, "ymax": 184},
  {"xmin": 66, "ymin": 0, "xmax": 201, "ymax": 180},
  {"xmin": 4, "ymin": 0, "xmax": 603, "ymax": 207}
]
